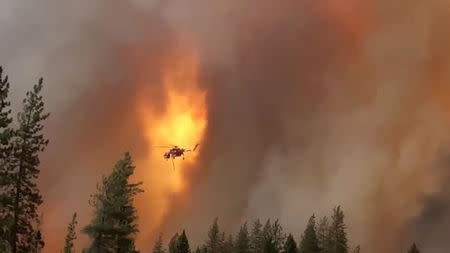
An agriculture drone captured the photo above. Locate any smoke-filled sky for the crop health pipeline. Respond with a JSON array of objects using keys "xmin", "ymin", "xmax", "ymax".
[{"xmin": 1, "ymin": 0, "xmax": 450, "ymax": 252}]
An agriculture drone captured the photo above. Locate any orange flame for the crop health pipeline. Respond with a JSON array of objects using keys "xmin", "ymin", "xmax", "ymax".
[{"xmin": 134, "ymin": 49, "xmax": 207, "ymax": 245}]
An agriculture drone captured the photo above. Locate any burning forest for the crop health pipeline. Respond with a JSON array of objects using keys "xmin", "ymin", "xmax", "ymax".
[{"xmin": 1, "ymin": 0, "xmax": 450, "ymax": 252}]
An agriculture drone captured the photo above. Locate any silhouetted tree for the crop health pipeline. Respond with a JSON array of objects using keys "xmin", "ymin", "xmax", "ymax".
[
  {"xmin": 235, "ymin": 222, "xmax": 250, "ymax": 253},
  {"xmin": 169, "ymin": 233, "xmax": 180, "ymax": 253},
  {"xmin": 299, "ymin": 215, "xmax": 320, "ymax": 253},
  {"xmin": 284, "ymin": 234, "xmax": 298, "ymax": 253},
  {"xmin": 152, "ymin": 235, "xmax": 165, "ymax": 253},
  {"xmin": 261, "ymin": 219, "xmax": 284, "ymax": 253},
  {"xmin": 29, "ymin": 214, "xmax": 44, "ymax": 253},
  {"xmin": 206, "ymin": 218, "xmax": 224, "ymax": 253},
  {"xmin": 8, "ymin": 79, "xmax": 49, "ymax": 253},
  {"xmin": 63, "ymin": 213, "xmax": 78, "ymax": 253},
  {"xmin": 250, "ymin": 219, "xmax": 263, "ymax": 253},
  {"xmin": 0, "ymin": 66, "xmax": 13, "ymax": 252},
  {"xmin": 329, "ymin": 207, "xmax": 348, "ymax": 253},
  {"xmin": 317, "ymin": 217, "xmax": 330, "ymax": 253},
  {"xmin": 177, "ymin": 230, "xmax": 190, "ymax": 253},
  {"xmin": 83, "ymin": 153, "xmax": 143, "ymax": 253}
]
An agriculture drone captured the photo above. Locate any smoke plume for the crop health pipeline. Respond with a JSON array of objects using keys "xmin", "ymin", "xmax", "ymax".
[{"xmin": 1, "ymin": 0, "xmax": 449, "ymax": 252}]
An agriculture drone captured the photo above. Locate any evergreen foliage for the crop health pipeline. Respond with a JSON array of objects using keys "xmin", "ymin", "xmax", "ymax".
[
  {"xmin": 82, "ymin": 153, "xmax": 143, "ymax": 253},
  {"xmin": 0, "ymin": 66, "xmax": 13, "ymax": 253},
  {"xmin": 206, "ymin": 218, "xmax": 225, "ymax": 253},
  {"xmin": 261, "ymin": 219, "xmax": 285, "ymax": 253},
  {"xmin": 152, "ymin": 235, "xmax": 165, "ymax": 253},
  {"xmin": 169, "ymin": 233, "xmax": 180, "ymax": 253},
  {"xmin": 8, "ymin": 78, "xmax": 49, "ymax": 253},
  {"xmin": 317, "ymin": 217, "xmax": 330, "ymax": 253},
  {"xmin": 328, "ymin": 207, "xmax": 348, "ymax": 253},
  {"xmin": 250, "ymin": 219, "xmax": 263, "ymax": 253},
  {"xmin": 235, "ymin": 223, "xmax": 250, "ymax": 253},
  {"xmin": 177, "ymin": 230, "xmax": 191, "ymax": 253},
  {"xmin": 299, "ymin": 215, "xmax": 320, "ymax": 253},
  {"xmin": 63, "ymin": 213, "xmax": 78, "ymax": 253},
  {"xmin": 283, "ymin": 234, "xmax": 298, "ymax": 253}
]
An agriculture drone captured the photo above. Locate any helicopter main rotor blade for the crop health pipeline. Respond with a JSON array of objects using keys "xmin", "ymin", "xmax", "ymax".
[{"xmin": 154, "ymin": 145, "xmax": 174, "ymax": 148}]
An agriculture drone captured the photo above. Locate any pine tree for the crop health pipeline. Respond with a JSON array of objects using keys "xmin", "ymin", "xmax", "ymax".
[
  {"xmin": 152, "ymin": 235, "xmax": 165, "ymax": 253},
  {"xmin": 194, "ymin": 247, "xmax": 201, "ymax": 253},
  {"xmin": 329, "ymin": 207, "xmax": 348, "ymax": 253},
  {"xmin": 223, "ymin": 234, "xmax": 234, "ymax": 253},
  {"xmin": 235, "ymin": 223, "xmax": 250, "ymax": 253},
  {"xmin": 9, "ymin": 79, "xmax": 49, "ymax": 253},
  {"xmin": 177, "ymin": 230, "xmax": 190, "ymax": 253},
  {"xmin": 250, "ymin": 219, "xmax": 263, "ymax": 253},
  {"xmin": 352, "ymin": 246, "xmax": 360, "ymax": 253},
  {"xmin": 29, "ymin": 214, "xmax": 44, "ymax": 253},
  {"xmin": 206, "ymin": 218, "xmax": 224, "ymax": 253},
  {"xmin": 169, "ymin": 233, "xmax": 180, "ymax": 253},
  {"xmin": 299, "ymin": 215, "xmax": 320, "ymax": 253},
  {"xmin": 82, "ymin": 152, "xmax": 143, "ymax": 253},
  {"xmin": 0, "ymin": 66, "xmax": 13, "ymax": 253},
  {"xmin": 62, "ymin": 213, "xmax": 78, "ymax": 253},
  {"xmin": 261, "ymin": 219, "xmax": 284, "ymax": 253},
  {"xmin": 271, "ymin": 220, "xmax": 285, "ymax": 253},
  {"xmin": 407, "ymin": 243, "xmax": 419, "ymax": 253},
  {"xmin": 317, "ymin": 217, "xmax": 330, "ymax": 253},
  {"xmin": 283, "ymin": 234, "xmax": 298, "ymax": 253}
]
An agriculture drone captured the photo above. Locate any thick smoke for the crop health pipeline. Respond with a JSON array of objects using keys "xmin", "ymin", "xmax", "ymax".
[
  {"xmin": 1, "ymin": 0, "xmax": 449, "ymax": 252},
  {"xmin": 160, "ymin": 1, "xmax": 450, "ymax": 253}
]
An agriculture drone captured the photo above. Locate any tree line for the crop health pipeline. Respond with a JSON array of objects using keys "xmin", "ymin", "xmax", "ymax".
[
  {"xmin": 0, "ymin": 67, "xmax": 422, "ymax": 253},
  {"xmin": 154, "ymin": 208, "xmax": 352, "ymax": 253}
]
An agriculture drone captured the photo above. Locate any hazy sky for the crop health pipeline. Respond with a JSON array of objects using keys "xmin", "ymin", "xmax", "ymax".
[{"xmin": 1, "ymin": 0, "xmax": 450, "ymax": 252}]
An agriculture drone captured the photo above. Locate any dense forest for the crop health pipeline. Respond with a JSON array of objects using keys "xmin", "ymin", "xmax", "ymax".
[{"xmin": 0, "ymin": 67, "xmax": 421, "ymax": 253}]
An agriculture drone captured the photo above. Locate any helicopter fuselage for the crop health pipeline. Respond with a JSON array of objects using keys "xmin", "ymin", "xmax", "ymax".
[{"xmin": 164, "ymin": 147, "xmax": 185, "ymax": 160}]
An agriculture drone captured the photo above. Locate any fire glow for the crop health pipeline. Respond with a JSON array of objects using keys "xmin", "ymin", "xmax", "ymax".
[{"xmin": 135, "ymin": 50, "xmax": 207, "ymax": 245}]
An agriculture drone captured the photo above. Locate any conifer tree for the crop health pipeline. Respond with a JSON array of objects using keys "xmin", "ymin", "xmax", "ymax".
[
  {"xmin": 299, "ymin": 215, "xmax": 320, "ymax": 253},
  {"xmin": 328, "ymin": 207, "xmax": 348, "ymax": 253},
  {"xmin": 0, "ymin": 66, "xmax": 13, "ymax": 253},
  {"xmin": 250, "ymin": 219, "xmax": 263, "ymax": 253},
  {"xmin": 283, "ymin": 234, "xmax": 298, "ymax": 253},
  {"xmin": 262, "ymin": 220, "xmax": 275, "ymax": 253},
  {"xmin": 152, "ymin": 235, "xmax": 165, "ymax": 253},
  {"xmin": 223, "ymin": 234, "xmax": 234, "ymax": 253},
  {"xmin": 29, "ymin": 214, "xmax": 44, "ymax": 253},
  {"xmin": 271, "ymin": 219, "xmax": 285, "ymax": 253},
  {"xmin": 177, "ymin": 230, "xmax": 190, "ymax": 253},
  {"xmin": 62, "ymin": 213, "xmax": 77, "ymax": 253},
  {"xmin": 83, "ymin": 152, "xmax": 143, "ymax": 253},
  {"xmin": 407, "ymin": 243, "xmax": 419, "ymax": 253},
  {"xmin": 169, "ymin": 233, "xmax": 180, "ymax": 253},
  {"xmin": 206, "ymin": 218, "xmax": 224, "ymax": 253},
  {"xmin": 352, "ymin": 246, "xmax": 360, "ymax": 253},
  {"xmin": 8, "ymin": 79, "xmax": 49, "ymax": 253},
  {"xmin": 194, "ymin": 247, "xmax": 201, "ymax": 253},
  {"xmin": 261, "ymin": 219, "xmax": 284, "ymax": 253},
  {"xmin": 235, "ymin": 223, "xmax": 250, "ymax": 253},
  {"xmin": 317, "ymin": 217, "xmax": 330, "ymax": 253}
]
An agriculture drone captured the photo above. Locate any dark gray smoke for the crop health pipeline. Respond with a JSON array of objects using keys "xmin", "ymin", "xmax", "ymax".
[{"xmin": 1, "ymin": 0, "xmax": 449, "ymax": 252}]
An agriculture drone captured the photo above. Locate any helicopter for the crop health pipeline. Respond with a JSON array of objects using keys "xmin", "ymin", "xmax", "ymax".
[{"xmin": 155, "ymin": 144, "xmax": 200, "ymax": 170}]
